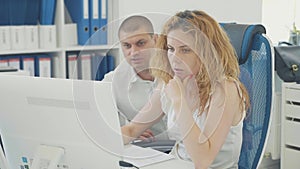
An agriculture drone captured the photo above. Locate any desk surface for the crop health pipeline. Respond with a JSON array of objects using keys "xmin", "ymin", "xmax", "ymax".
[{"xmin": 141, "ymin": 158, "xmax": 194, "ymax": 169}]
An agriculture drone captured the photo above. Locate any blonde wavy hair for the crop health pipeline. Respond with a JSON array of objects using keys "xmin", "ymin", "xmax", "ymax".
[{"xmin": 151, "ymin": 10, "xmax": 249, "ymax": 113}]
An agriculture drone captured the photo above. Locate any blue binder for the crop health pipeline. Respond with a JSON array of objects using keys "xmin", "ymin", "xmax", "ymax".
[
  {"xmin": 89, "ymin": 0, "xmax": 101, "ymax": 45},
  {"xmin": 40, "ymin": 0, "xmax": 56, "ymax": 25},
  {"xmin": 25, "ymin": 0, "xmax": 40, "ymax": 25},
  {"xmin": 65, "ymin": 0, "xmax": 90, "ymax": 45},
  {"xmin": 106, "ymin": 54, "xmax": 115, "ymax": 72},
  {"xmin": 91, "ymin": 53, "xmax": 107, "ymax": 81},
  {"xmin": 0, "ymin": 0, "xmax": 10, "ymax": 25},
  {"xmin": 8, "ymin": 0, "xmax": 27, "ymax": 25},
  {"xmin": 98, "ymin": 0, "xmax": 108, "ymax": 44}
]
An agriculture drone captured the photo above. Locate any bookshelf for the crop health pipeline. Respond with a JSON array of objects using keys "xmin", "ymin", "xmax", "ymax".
[{"xmin": 0, "ymin": 0, "xmax": 120, "ymax": 79}]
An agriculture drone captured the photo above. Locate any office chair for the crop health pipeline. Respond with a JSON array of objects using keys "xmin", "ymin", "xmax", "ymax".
[{"xmin": 221, "ymin": 23, "xmax": 273, "ymax": 169}]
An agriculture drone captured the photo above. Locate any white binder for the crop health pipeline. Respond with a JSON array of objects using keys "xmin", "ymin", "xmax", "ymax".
[
  {"xmin": 10, "ymin": 26, "xmax": 25, "ymax": 50},
  {"xmin": 24, "ymin": 25, "xmax": 39, "ymax": 49},
  {"xmin": 39, "ymin": 25, "xmax": 57, "ymax": 49},
  {"xmin": 0, "ymin": 26, "xmax": 11, "ymax": 51}
]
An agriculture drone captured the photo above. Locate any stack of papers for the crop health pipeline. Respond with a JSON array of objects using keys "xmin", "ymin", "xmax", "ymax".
[{"xmin": 122, "ymin": 145, "xmax": 175, "ymax": 168}]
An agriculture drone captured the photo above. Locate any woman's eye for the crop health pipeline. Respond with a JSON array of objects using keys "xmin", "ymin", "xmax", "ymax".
[
  {"xmin": 167, "ymin": 46, "xmax": 174, "ymax": 52},
  {"xmin": 182, "ymin": 48, "xmax": 191, "ymax": 53}
]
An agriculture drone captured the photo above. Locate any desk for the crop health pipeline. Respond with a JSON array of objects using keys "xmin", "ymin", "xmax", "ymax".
[{"xmin": 142, "ymin": 158, "xmax": 194, "ymax": 169}]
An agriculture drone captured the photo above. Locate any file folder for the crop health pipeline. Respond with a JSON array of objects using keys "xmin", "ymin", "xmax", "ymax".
[
  {"xmin": 0, "ymin": 0, "xmax": 11, "ymax": 50},
  {"xmin": 35, "ymin": 55, "xmax": 52, "ymax": 77},
  {"xmin": 21, "ymin": 56, "xmax": 35, "ymax": 76},
  {"xmin": 0, "ymin": 27, "xmax": 11, "ymax": 50},
  {"xmin": 65, "ymin": 0, "xmax": 90, "ymax": 45},
  {"xmin": 8, "ymin": 56, "xmax": 21, "ymax": 69},
  {"xmin": 25, "ymin": 0, "xmax": 40, "ymax": 25},
  {"xmin": 39, "ymin": 25, "xmax": 57, "ymax": 49},
  {"xmin": 24, "ymin": 0, "xmax": 40, "ymax": 50},
  {"xmin": 39, "ymin": 0, "xmax": 56, "ymax": 25},
  {"xmin": 66, "ymin": 52, "xmax": 79, "ymax": 79},
  {"xmin": 98, "ymin": 0, "xmax": 108, "ymax": 45},
  {"xmin": 106, "ymin": 54, "xmax": 115, "ymax": 72},
  {"xmin": 96, "ymin": 52, "xmax": 107, "ymax": 80},
  {"xmin": 91, "ymin": 53, "xmax": 102, "ymax": 80},
  {"xmin": 8, "ymin": 0, "xmax": 26, "ymax": 26},
  {"xmin": 91, "ymin": 52, "xmax": 108, "ymax": 80},
  {"xmin": 10, "ymin": 26, "xmax": 25, "ymax": 50},
  {"xmin": 0, "ymin": 57, "xmax": 9, "ymax": 67},
  {"xmin": 24, "ymin": 26, "xmax": 39, "ymax": 49},
  {"xmin": 89, "ymin": 0, "xmax": 101, "ymax": 45},
  {"xmin": 78, "ymin": 52, "xmax": 92, "ymax": 80},
  {"xmin": 0, "ymin": 0, "xmax": 10, "ymax": 26}
]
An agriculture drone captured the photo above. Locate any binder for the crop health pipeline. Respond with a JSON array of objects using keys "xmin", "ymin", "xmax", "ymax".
[
  {"xmin": 39, "ymin": 0, "xmax": 56, "ymax": 25},
  {"xmin": 8, "ymin": 56, "xmax": 21, "ymax": 69},
  {"xmin": 91, "ymin": 53, "xmax": 102, "ymax": 80},
  {"xmin": 78, "ymin": 52, "xmax": 92, "ymax": 80},
  {"xmin": 89, "ymin": 0, "xmax": 101, "ymax": 45},
  {"xmin": 39, "ymin": 25, "xmax": 57, "ymax": 49},
  {"xmin": 21, "ymin": 56, "xmax": 35, "ymax": 76},
  {"xmin": 25, "ymin": 0, "xmax": 40, "ymax": 25},
  {"xmin": 24, "ymin": 25, "xmax": 39, "ymax": 49},
  {"xmin": 93, "ymin": 52, "xmax": 107, "ymax": 80},
  {"xmin": 23, "ymin": 0, "xmax": 40, "ymax": 50},
  {"xmin": 10, "ymin": 26, "xmax": 25, "ymax": 50},
  {"xmin": 98, "ymin": 0, "xmax": 108, "ymax": 45},
  {"xmin": 0, "ymin": 57, "xmax": 9, "ymax": 67},
  {"xmin": 61, "ymin": 23, "xmax": 78, "ymax": 47},
  {"xmin": 0, "ymin": 27, "xmax": 11, "ymax": 50},
  {"xmin": 0, "ymin": 0, "xmax": 11, "ymax": 50},
  {"xmin": 106, "ymin": 54, "xmax": 115, "ymax": 72},
  {"xmin": 35, "ymin": 55, "xmax": 52, "ymax": 77},
  {"xmin": 0, "ymin": 0, "xmax": 10, "ymax": 26},
  {"xmin": 8, "ymin": 0, "xmax": 26, "ymax": 26},
  {"xmin": 66, "ymin": 52, "xmax": 79, "ymax": 79},
  {"xmin": 65, "ymin": 0, "xmax": 90, "ymax": 45}
]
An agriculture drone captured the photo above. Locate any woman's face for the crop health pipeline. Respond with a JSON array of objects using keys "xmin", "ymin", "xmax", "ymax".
[{"xmin": 167, "ymin": 29, "xmax": 200, "ymax": 80}]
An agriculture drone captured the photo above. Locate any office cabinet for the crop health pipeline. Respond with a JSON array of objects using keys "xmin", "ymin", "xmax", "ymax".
[
  {"xmin": 0, "ymin": 0, "xmax": 120, "ymax": 79},
  {"xmin": 281, "ymin": 83, "xmax": 300, "ymax": 168}
]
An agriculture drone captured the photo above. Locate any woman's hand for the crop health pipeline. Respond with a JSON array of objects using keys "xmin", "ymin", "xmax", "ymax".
[
  {"xmin": 165, "ymin": 75, "xmax": 200, "ymax": 112},
  {"xmin": 138, "ymin": 129, "xmax": 155, "ymax": 141}
]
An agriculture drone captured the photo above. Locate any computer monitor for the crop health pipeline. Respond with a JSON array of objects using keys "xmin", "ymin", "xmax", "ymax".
[{"xmin": 0, "ymin": 75, "xmax": 123, "ymax": 169}]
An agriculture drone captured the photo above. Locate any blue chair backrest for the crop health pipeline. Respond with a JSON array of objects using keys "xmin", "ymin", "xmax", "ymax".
[{"xmin": 221, "ymin": 23, "xmax": 273, "ymax": 169}]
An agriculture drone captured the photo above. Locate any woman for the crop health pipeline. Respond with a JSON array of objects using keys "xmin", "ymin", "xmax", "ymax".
[{"xmin": 122, "ymin": 10, "xmax": 249, "ymax": 169}]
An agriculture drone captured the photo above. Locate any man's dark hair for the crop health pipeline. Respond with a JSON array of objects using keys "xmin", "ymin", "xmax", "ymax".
[{"xmin": 118, "ymin": 15, "xmax": 154, "ymax": 38}]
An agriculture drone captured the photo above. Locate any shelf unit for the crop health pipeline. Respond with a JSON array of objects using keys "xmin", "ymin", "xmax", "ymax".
[
  {"xmin": 0, "ymin": 0, "xmax": 120, "ymax": 79},
  {"xmin": 281, "ymin": 82, "xmax": 300, "ymax": 168}
]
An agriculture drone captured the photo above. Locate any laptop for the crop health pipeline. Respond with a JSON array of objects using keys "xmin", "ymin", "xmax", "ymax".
[{"xmin": 0, "ymin": 75, "xmax": 123, "ymax": 169}]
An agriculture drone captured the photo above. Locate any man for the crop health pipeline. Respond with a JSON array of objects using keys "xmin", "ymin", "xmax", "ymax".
[{"xmin": 102, "ymin": 15, "xmax": 168, "ymax": 140}]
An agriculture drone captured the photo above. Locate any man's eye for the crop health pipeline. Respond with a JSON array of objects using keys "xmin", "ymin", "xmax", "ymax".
[
  {"xmin": 123, "ymin": 44, "xmax": 131, "ymax": 49},
  {"xmin": 137, "ymin": 41, "xmax": 146, "ymax": 47}
]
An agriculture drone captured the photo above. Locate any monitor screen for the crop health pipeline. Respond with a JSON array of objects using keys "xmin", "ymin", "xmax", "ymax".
[{"xmin": 0, "ymin": 75, "xmax": 123, "ymax": 169}]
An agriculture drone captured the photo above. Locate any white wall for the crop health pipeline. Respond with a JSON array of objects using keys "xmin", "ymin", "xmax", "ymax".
[
  {"xmin": 262, "ymin": 0, "xmax": 299, "ymax": 44},
  {"xmin": 115, "ymin": 0, "xmax": 262, "ymax": 33}
]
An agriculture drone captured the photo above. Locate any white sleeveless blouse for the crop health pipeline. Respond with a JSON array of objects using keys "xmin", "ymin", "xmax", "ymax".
[{"xmin": 160, "ymin": 81, "xmax": 245, "ymax": 169}]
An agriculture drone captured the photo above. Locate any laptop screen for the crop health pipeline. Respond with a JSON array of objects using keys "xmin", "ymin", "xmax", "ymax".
[{"xmin": 0, "ymin": 75, "xmax": 123, "ymax": 169}]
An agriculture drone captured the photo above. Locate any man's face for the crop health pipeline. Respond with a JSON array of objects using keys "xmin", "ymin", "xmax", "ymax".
[{"xmin": 119, "ymin": 27, "xmax": 156, "ymax": 73}]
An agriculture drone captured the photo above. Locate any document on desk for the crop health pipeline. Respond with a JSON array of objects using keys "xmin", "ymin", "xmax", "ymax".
[{"xmin": 123, "ymin": 145, "xmax": 175, "ymax": 167}]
